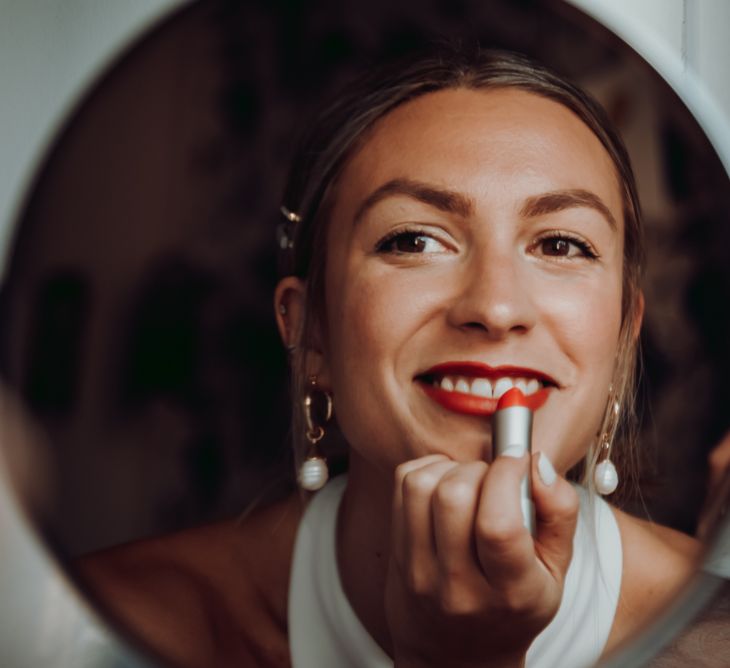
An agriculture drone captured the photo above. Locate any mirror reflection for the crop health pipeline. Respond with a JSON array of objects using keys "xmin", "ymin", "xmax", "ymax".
[{"xmin": 0, "ymin": 1, "xmax": 728, "ymax": 666}]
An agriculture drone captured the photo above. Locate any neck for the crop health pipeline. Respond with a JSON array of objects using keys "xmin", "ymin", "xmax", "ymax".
[{"xmin": 336, "ymin": 452, "xmax": 395, "ymax": 656}]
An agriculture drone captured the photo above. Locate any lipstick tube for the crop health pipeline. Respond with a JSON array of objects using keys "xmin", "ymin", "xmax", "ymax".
[{"xmin": 492, "ymin": 388, "xmax": 536, "ymax": 536}]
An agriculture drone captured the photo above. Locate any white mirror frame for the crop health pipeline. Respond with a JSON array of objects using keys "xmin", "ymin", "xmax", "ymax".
[{"xmin": 0, "ymin": 1, "xmax": 727, "ymax": 666}]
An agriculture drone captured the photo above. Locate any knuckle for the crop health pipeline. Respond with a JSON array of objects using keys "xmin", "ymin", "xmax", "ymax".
[
  {"xmin": 438, "ymin": 582, "xmax": 475, "ymax": 616},
  {"xmin": 552, "ymin": 484, "xmax": 580, "ymax": 518},
  {"xmin": 499, "ymin": 587, "xmax": 532, "ymax": 615},
  {"xmin": 403, "ymin": 468, "xmax": 441, "ymax": 496},
  {"xmin": 394, "ymin": 460, "xmax": 420, "ymax": 484},
  {"xmin": 434, "ymin": 478, "xmax": 475, "ymax": 510},
  {"xmin": 395, "ymin": 455, "xmax": 450, "ymax": 482},
  {"xmin": 404, "ymin": 566, "xmax": 432, "ymax": 596},
  {"xmin": 476, "ymin": 517, "xmax": 524, "ymax": 549}
]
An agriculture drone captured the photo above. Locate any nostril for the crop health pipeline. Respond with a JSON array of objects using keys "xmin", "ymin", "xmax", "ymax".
[{"xmin": 460, "ymin": 321, "xmax": 528, "ymax": 335}]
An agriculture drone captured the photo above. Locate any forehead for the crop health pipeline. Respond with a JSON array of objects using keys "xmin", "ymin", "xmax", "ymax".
[{"xmin": 334, "ymin": 87, "xmax": 623, "ymax": 222}]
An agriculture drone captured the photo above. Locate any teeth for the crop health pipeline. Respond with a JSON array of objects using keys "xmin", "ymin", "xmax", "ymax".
[
  {"xmin": 493, "ymin": 377, "xmax": 514, "ymax": 399},
  {"xmin": 471, "ymin": 378, "xmax": 492, "ymax": 398},
  {"xmin": 455, "ymin": 379, "xmax": 470, "ymax": 394},
  {"xmin": 432, "ymin": 375, "xmax": 544, "ymax": 398}
]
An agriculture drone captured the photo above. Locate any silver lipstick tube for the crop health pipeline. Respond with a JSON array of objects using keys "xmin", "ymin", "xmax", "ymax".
[{"xmin": 493, "ymin": 405, "xmax": 535, "ymax": 536}]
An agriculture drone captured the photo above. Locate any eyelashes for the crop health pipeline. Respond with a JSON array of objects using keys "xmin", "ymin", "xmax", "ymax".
[
  {"xmin": 375, "ymin": 226, "xmax": 600, "ymax": 261},
  {"xmin": 532, "ymin": 232, "xmax": 599, "ymax": 260},
  {"xmin": 375, "ymin": 227, "xmax": 448, "ymax": 255}
]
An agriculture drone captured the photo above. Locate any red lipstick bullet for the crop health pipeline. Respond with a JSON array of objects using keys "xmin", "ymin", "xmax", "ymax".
[{"xmin": 493, "ymin": 387, "xmax": 535, "ymax": 536}]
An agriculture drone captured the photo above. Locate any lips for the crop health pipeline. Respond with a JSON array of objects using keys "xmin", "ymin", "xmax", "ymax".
[{"xmin": 417, "ymin": 362, "xmax": 555, "ymax": 416}]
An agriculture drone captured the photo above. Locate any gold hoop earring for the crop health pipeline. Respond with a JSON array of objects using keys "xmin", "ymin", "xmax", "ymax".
[
  {"xmin": 298, "ymin": 376, "xmax": 333, "ymax": 491},
  {"xmin": 594, "ymin": 391, "xmax": 620, "ymax": 495}
]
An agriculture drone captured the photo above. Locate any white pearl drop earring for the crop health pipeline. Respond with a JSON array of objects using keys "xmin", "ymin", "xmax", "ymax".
[
  {"xmin": 594, "ymin": 459, "xmax": 619, "ymax": 495},
  {"xmin": 297, "ymin": 376, "xmax": 332, "ymax": 492},
  {"xmin": 594, "ymin": 398, "xmax": 620, "ymax": 496},
  {"xmin": 298, "ymin": 457, "xmax": 329, "ymax": 491}
]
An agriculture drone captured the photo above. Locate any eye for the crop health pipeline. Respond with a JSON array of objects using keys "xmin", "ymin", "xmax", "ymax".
[
  {"xmin": 376, "ymin": 229, "xmax": 448, "ymax": 254},
  {"xmin": 535, "ymin": 233, "xmax": 598, "ymax": 260}
]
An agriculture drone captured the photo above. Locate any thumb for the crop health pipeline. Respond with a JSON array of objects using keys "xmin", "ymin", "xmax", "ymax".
[{"xmin": 531, "ymin": 452, "xmax": 579, "ymax": 582}]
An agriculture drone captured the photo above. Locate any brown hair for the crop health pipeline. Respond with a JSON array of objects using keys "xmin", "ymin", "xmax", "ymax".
[{"xmin": 279, "ymin": 44, "xmax": 645, "ymax": 501}]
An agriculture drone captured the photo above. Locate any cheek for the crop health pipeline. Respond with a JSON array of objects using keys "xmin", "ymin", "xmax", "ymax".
[
  {"xmin": 326, "ymin": 261, "xmax": 431, "ymax": 386},
  {"xmin": 537, "ymin": 265, "xmax": 623, "ymax": 364},
  {"xmin": 534, "ymin": 271, "xmax": 623, "ymax": 469},
  {"xmin": 323, "ymin": 274, "xmax": 400, "ymax": 460}
]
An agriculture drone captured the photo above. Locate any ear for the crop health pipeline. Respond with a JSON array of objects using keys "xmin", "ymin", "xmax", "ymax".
[
  {"xmin": 274, "ymin": 277, "xmax": 332, "ymax": 388},
  {"xmin": 274, "ymin": 276, "xmax": 306, "ymax": 350},
  {"xmin": 632, "ymin": 290, "xmax": 645, "ymax": 340}
]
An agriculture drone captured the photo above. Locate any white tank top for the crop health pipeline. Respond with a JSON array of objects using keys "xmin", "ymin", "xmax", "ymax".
[{"xmin": 289, "ymin": 476, "xmax": 622, "ymax": 668}]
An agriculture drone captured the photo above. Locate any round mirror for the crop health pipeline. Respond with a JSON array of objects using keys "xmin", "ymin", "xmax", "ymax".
[{"xmin": 1, "ymin": 1, "xmax": 728, "ymax": 666}]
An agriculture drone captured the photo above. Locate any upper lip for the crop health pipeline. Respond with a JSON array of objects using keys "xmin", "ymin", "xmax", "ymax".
[{"xmin": 418, "ymin": 361, "xmax": 559, "ymax": 387}]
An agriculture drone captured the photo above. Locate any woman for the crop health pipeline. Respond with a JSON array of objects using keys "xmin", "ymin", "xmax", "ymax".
[{"xmin": 80, "ymin": 46, "xmax": 700, "ymax": 667}]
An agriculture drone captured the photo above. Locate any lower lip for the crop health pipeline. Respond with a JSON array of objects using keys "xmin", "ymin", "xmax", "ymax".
[{"xmin": 420, "ymin": 381, "xmax": 550, "ymax": 416}]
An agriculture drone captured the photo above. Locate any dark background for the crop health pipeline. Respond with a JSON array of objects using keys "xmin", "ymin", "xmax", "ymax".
[{"xmin": 0, "ymin": 0, "xmax": 728, "ymax": 555}]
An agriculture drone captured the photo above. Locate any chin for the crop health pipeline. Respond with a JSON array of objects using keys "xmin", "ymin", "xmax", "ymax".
[{"xmin": 404, "ymin": 429, "xmax": 493, "ymax": 464}]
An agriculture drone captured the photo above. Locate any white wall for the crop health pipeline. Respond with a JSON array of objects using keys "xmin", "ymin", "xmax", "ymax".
[{"xmin": 568, "ymin": 0, "xmax": 730, "ymax": 172}]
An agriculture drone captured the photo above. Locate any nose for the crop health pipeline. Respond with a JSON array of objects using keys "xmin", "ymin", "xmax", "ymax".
[{"xmin": 446, "ymin": 244, "xmax": 537, "ymax": 339}]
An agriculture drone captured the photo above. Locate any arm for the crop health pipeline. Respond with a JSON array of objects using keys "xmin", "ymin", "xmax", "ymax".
[
  {"xmin": 698, "ymin": 431, "xmax": 730, "ymax": 539},
  {"xmin": 78, "ymin": 550, "xmax": 217, "ymax": 668}
]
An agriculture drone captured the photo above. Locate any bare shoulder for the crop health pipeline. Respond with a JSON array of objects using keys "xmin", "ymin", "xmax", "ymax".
[
  {"xmin": 78, "ymin": 491, "xmax": 305, "ymax": 668},
  {"xmin": 604, "ymin": 506, "xmax": 703, "ymax": 654}
]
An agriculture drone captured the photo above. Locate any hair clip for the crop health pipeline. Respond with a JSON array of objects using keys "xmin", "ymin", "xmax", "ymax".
[
  {"xmin": 280, "ymin": 205, "xmax": 302, "ymax": 224},
  {"xmin": 278, "ymin": 205, "xmax": 301, "ymax": 251}
]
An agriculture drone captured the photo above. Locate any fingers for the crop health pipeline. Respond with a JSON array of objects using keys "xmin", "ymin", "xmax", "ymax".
[
  {"xmin": 431, "ymin": 461, "xmax": 488, "ymax": 577},
  {"xmin": 391, "ymin": 450, "xmax": 578, "ymax": 606},
  {"xmin": 392, "ymin": 456, "xmax": 459, "ymax": 591},
  {"xmin": 531, "ymin": 452, "xmax": 579, "ymax": 581},
  {"xmin": 474, "ymin": 453, "xmax": 534, "ymax": 583},
  {"xmin": 392, "ymin": 455, "xmax": 452, "ymax": 562}
]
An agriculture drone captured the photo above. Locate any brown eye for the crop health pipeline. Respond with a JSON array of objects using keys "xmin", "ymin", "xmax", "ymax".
[
  {"xmin": 395, "ymin": 233, "xmax": 428, "ymax": 253},
  {"xmin": 541, "ymin": 238, "xmax": 571, "ymax": 256},
  {"xmin": 376, "ymin": 231, "xmax": 446, "ymax": 254},
  {"xmin": 536, "ymin": 235, "xmax": 596, "ymax": 259}
]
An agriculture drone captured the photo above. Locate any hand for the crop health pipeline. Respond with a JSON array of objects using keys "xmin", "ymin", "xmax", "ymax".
[
  {"xmin": 697, "ymin": 430, "xmax": 730, "ymax": 538},
  {"xmin": 386, "ymin": 452, "xmax": 579, "ymax": 668},
  {"xmin": 707, "ymin": 431, "xmax": 730, "ymax": 496}
]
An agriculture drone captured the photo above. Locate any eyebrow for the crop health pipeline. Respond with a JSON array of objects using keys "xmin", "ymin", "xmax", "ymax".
[
  {"xmin": 353, "ymin": 179, "xmax": 617, "ymax": 231},
  {"xmin": 520, "ymin": 189, "xmax": 617, "ymax": 230},
  {"xmin": 353, "ymin": 178, "xmax": 474, "ymax": 224}
]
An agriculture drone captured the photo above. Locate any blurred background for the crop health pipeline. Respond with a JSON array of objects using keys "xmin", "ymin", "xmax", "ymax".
[{"xmin": 0, "ymin": 0, "xmax": 728, "ymax": 561}]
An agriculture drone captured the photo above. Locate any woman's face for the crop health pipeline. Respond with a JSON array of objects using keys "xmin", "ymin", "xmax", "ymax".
[{"xmin": 316, "ymin": 87, "xmax": 626, "ymax": 475}]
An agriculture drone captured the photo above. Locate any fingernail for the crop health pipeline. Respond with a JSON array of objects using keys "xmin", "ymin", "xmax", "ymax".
[
  {"xmin": 501, "ymin": 445, "xmax": 526, "ymax": 459},
  {"xmin": 537, "ymin": 452, "xmax": 557, "ymax": 486}
]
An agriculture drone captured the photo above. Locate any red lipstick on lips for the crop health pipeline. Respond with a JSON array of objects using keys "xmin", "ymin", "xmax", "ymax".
[{"xmin": 419, "ymin": 361, "xmax": 551, "ymax": 416}]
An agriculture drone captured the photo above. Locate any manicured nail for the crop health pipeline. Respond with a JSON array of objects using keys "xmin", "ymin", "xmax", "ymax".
[
  {"xmin": 501, "ymin": 445, "xmax": 526, "ymax": 459},
  {"xmin": 537, "ymin": 452, "xmax": 557, "ymax": 486}
]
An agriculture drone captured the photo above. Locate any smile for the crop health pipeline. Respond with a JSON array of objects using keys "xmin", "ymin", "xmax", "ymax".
[
  {"xmin": 433, "ymin": 375, "xmax": 541, "ymax": 398},
  {"xmin": 417, "ymin": 362, "xmax": 555, "ymax": 416}
]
